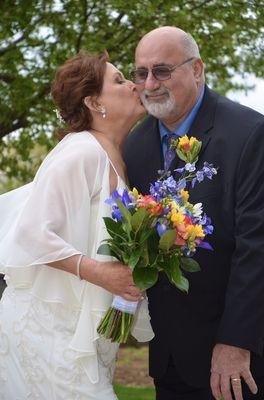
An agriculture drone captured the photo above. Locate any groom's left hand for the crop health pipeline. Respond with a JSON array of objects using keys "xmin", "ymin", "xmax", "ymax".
[{"xmin": 210, "ymin": 343, "xmax": 258, "ymax": 400}]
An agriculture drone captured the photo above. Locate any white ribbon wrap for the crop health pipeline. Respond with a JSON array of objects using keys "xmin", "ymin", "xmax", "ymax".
[{"xmin": 112, "ymin": 295, "xmax": 138, "ymax": 314}]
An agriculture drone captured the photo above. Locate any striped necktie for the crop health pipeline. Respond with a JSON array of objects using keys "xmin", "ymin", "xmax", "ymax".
[{"xmin": 164, "ymin": 133, "xmax": 177, "ymax": 171}]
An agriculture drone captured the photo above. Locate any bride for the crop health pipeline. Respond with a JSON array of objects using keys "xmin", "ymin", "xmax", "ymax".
[{"xmin": 0, "ymin": 51, "xmax": 153, "ymax": 399}]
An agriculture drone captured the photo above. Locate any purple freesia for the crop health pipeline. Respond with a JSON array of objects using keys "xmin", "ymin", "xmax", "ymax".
[
  {"xmin": 185, "ymin": 163, "xmax": 196, "ymax": 172},
  {"xmin": 112, "ymin": 206, "xmax": 122, "ymax": 222},
  {"xmin": 177, "ymin": 178, "xmax": 187, "ymax": 191},
  {"xmin": 200, "ymin": 214, "xmax": 214, "ymax": 235},
  {"xmin": 202, "ymin": 162, "xmax": 217, "ymax": 179},
  {"xmin": 197, "ymin": 241, "xmax": 213, "ymax": 250},
  {"xmin": 150, "ymin": 180, "xmax": 168, "ymax": 201},
  {"xmin": 174, "ymin": 166, "xmax": 185, "ymax": 174},
  {"xmin": 106, "ymin": 189, "xmax": 133, "ymax": 209},
  {"xmin": 156, "ymin": 222, "xmax": 169, "ymax": 237}
]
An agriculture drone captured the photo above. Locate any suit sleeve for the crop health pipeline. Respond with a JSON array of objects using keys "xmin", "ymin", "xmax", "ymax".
[{"xmin": 216, "ymin": 121, "xmax": 264, "ymax": 355}]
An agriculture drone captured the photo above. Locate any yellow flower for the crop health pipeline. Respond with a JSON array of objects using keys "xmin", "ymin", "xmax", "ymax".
[
  {"xmin": 130, "ymin": 188, "xmax": 140, "ymax": 199},
  {"xmin": 168, "ymin": 200, "xmax": 180, "ymax": 210},
  {"xmin": 186, "ymin": 224, "xmax": 205, "ymax": 241},
  {"xmin": 180, "ymin": 189, "xmax": 189, "ymax": 203},
  {"xmin": 178, "ymin": 135, "xmax": 190, "ymax": 148},
  {"xmin": 178, "ymin": 135, "xmax": 199, "ymax": 153},
  {"xmin": 189, "ymin": 136, "xmax": 198, "ymax": 147},
  {"xmin": 170, "ymin": 210, "xmax": 185, "ymax": 225}
]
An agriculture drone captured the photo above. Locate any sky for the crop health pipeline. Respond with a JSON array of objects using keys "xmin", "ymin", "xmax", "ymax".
[{"xmin": 228, "ymin": 77, "xmax": 264, "ymax": 115}]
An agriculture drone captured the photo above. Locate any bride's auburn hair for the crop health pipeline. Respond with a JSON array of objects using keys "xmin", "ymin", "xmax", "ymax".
[{"xmin": 51, "ymin": 50, "xmax": 109, "ymax": 139}]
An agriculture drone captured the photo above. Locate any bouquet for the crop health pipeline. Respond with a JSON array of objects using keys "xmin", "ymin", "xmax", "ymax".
[{"xmin": 97, "ymin": 135, "xmax": 217, "ymax": 343}]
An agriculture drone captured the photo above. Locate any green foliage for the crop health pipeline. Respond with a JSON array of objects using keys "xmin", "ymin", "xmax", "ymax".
[
  {"xmin": 1, "ymin": 0, "xmax": 264, "ymax": 183},
  {"xmin": 114, "ymin": 384, "xmax": 155, "ymax": 400},
  {"xmin": 132, "ymin": 267, "xmax": 158, "ymax": 290},
  {"xmin": 98, "ymin": 201, "xmax": 200, "ymax": 292},
  {"xmin": 158, "ymin": 229, "xmax": 177, "ymax": 251},
  {"xmin": 180, "ymin": 256, "xmax": 201, "ymax": 272}
]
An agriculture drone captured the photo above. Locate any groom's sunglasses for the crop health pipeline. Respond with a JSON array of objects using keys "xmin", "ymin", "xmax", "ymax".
[{"xmin": 130, "ymin": 57, "xmax": 195, "ymax": 84}]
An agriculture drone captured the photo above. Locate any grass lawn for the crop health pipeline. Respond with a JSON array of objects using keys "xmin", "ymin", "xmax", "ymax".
[{"xmin": 114, "ymin": 384, "xmax": 155, "ymax": 400}]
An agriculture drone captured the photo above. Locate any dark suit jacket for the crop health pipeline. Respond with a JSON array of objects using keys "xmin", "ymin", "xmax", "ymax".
[{"xmin": 124, "ymin": 86, "xmax": 264, "ymax": 387}]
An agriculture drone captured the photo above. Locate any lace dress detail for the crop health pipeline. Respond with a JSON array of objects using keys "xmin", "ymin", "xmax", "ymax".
[{"xmin": 0, "ymin": 287, "xmax": 118, "ymax": 400}]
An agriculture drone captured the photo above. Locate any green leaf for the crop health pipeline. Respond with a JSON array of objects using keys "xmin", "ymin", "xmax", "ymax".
[
  {"xmin": 131, "ymin": 207, "xmax": 147, "ymax": 232},
  {"xmin": 176, "ymin": 148, "xmax": 188, "ymax": 162},
  {"xmin": 132, "ymin": 266, "xmax": 158, "ymax": 291},
  {"xmin": 180, "ymin": 257, "xmax": 201, "ymax": 272},
  {"xmin": 115, "ymin": 200, "xmax": 132, "ymax": 227},
  {"xmin": 97, "ymin": 243, "xmax": 112, "ymax": 256},
  {"xmin": 97, "ymin": 243, "xmax": 120, "ymax": 260},
  {"xmin": 159, "ymin": 230, "xmax": 177, "ymax": 252},
  {"xmin": 97, "ymin": 243, "xmax": 123, "ymax": 262},
  {"xmin": 139, "ymin": 228, "xmax": 155, "ymax": 244},
  {"xmin": 128, "ymin": 247, "xmax": 142, "ymax": 269},
  {"xmin": 177, "ymin": 275, "xmax": 189, "ymax": 293},
  {"xmin": 163, "ymin": 255, "xmax": 189, "ymax": 293},
  {"xmin": 164, "ymin": 255, "xmax": 180, "ymax": 283},
  {"xmin": 103, "ymin": 217, "xmax": 126, "ymax": 240}
]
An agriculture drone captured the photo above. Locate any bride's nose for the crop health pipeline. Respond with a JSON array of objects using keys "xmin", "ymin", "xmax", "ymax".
[{"xmin": 127, "ymin": 79, "xmax": 136, "ymax": 91}]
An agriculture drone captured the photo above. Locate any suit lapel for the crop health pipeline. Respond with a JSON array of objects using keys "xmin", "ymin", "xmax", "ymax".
[
  {"xmin": 143, "ymin": 117, "xmax": 164, "ymax": 185},
  {"xmin": 170, "ymin": 86, "xmax": 219, "ymax": 172}
]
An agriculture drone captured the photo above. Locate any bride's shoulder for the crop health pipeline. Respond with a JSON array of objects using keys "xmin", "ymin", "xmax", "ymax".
[
  {"xmin": 37, "ymin": 131, "xmax": 108, "ymax": 178},
  {"xmin": 56, "ymin": 131, "xmax": 107, "ymax": 162}
]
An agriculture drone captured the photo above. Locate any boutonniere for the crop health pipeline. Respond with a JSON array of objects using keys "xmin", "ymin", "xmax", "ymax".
[
  {"xmin": 169, "ymin": 135, "xmax": 217, "ymax": 188},
  {"xmin": 170, "ymin": 134, "xmax": 202, "ymax": 163}
]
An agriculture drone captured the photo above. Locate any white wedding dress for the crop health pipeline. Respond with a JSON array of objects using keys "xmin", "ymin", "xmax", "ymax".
[{"xmin": 0, "ymin": 131, "xmax": 153, "ymax": 400}]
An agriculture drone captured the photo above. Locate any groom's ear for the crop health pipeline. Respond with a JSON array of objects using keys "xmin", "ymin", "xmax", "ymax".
[{"xmin": 193, "ymin": 58, "xmax": 204, "ymax": 83}]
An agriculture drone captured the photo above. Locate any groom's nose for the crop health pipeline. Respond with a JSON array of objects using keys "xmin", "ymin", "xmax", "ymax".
[{"xmin": 144, "ymin": 71, "xmax": 161, "ymax": 91}]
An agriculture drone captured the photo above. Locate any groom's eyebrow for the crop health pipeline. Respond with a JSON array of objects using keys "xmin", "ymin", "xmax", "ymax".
[{"xmin": 136, "ymin": 63, "xmax": 170, "ymax": 69}]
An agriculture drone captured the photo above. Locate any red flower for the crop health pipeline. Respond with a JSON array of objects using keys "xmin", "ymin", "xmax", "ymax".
[{"xmin": 182, "ymin": 143, "xmax": 191, "ymax": 152}]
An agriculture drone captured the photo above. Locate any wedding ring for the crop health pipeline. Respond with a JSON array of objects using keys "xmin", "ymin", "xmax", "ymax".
[{"xmin": 231, "ymin": 378, "xmax": 241, "ymax": 382}]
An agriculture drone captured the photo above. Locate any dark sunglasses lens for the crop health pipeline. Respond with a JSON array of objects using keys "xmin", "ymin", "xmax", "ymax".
[
  {"xmin": 132, "ymin": 69, "xmax": 148, "ymax": 83},
  {"xmin": 153, "ymin": 67, "xmax": 171, "ymax": 81}
]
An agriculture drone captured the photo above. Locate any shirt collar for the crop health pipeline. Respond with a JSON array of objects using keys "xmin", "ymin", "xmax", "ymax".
[{"xmin": 159, "ymin": 85, "xmax": 205, "ymax": 140}]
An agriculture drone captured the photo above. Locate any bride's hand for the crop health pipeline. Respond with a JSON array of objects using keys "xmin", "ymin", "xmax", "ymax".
[{"xmin": 83, "ymin": 260, "xmax": 144, "ymax": 302}]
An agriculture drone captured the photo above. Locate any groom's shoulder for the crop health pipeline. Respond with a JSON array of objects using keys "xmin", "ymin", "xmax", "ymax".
[
  {"xmin": 124, "ymin": 116, "xmax": 157, "ymax": 162},
  {"xmin": 128, "ymin": 115, "xmax": 158, "ymax": 143},
  {"xmin": 207, "ymin": 86, "xmax": 264, "ymax": 127}
]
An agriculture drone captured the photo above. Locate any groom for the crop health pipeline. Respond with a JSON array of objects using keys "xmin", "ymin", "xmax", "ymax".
[{"xmin": 124, "ymin": 26, "xmax": 264, "ymax": 400}]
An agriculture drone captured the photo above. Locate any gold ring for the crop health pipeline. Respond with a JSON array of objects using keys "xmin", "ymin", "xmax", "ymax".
[{"xmin": 231, "ymin": 378, "xmax": 241, "ymax": 382}]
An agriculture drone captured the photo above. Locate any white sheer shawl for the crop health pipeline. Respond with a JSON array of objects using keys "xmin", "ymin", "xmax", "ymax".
[{"xmin": 0, "ymin": 131, "xmax": 154, "ymax": 383}]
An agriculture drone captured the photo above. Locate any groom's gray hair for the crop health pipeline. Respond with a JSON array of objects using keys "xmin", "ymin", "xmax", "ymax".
[{"xmin": 181, "ymin": 33, "xmax": 201, "ymax": 58}]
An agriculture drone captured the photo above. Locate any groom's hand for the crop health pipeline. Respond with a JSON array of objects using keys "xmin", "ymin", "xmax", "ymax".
[
  {"xmin": 210, "ymin": 343, "xmax": 258, "ymax": 400},
  {"xmin": 92, "ymin": 261, "xmax": 143, "ymax": 301}
]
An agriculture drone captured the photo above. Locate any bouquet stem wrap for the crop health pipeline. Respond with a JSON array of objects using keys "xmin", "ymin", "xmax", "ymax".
[{"xmin": 97, "ymin": 296, "xmax": 138, "ymax": 343}]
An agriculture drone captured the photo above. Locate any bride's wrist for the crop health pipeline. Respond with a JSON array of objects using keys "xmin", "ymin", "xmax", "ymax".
[{"xmin": 80, "ymin": 257, "xmax": 101, "ymax": 284}]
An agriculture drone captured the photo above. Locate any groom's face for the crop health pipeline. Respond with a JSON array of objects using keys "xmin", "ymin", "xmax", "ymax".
[{"xmin": 135, "ymin": 35, "xmax": 199, "ymax": 123}]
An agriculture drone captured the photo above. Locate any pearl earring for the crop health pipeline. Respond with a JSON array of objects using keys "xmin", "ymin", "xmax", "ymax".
[{"xmin": 101, "ymin": 107, "xmax": 106, "ymax": 119}]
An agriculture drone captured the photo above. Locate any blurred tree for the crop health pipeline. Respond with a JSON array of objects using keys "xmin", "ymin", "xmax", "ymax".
[{"xmin": 0, "ymin": 0, "xmax": 263, "ymax": 183}]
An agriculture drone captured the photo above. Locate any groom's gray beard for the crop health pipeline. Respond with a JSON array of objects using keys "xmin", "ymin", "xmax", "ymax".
[{"xmin": 140, "ymin": 88, "xmax": 176, "ymax": 119}]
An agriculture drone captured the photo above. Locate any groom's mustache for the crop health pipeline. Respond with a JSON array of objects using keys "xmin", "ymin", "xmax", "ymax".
[{"xmin": 141, "ymin": 88, "xmax": 171, "ymax": 101}]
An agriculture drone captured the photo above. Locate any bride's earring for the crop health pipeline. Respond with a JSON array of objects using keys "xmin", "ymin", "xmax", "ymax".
[{"xmin": 100, "ymin": 107, "xmax": 106, "ymax": 119}]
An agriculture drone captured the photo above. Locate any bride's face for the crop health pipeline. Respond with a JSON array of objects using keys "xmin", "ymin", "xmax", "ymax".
[{"xmin": 98, "ymin": 63, "xmax": 146, "ymax": 125}]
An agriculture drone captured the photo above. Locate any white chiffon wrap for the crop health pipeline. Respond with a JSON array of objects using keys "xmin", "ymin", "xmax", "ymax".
[{"xmin": 0, "ymin": 131, "xmax": 154, "ymax": 384}]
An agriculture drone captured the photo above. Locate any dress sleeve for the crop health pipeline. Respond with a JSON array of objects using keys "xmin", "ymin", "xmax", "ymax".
[{"xmin": 0, "ymin": 133, "xmax": 107, "ymax": 269}]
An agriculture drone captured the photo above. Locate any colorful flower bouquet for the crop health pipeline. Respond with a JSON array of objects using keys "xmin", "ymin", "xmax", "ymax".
[{"xmin": 97, "ymin": 135, "xmax": 217, "ymax": 343}]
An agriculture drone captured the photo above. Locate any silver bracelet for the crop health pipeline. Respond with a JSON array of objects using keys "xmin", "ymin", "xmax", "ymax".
[{"xmin": 76, "ymin": 254, "xmax": 84, "ymax": 280}]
